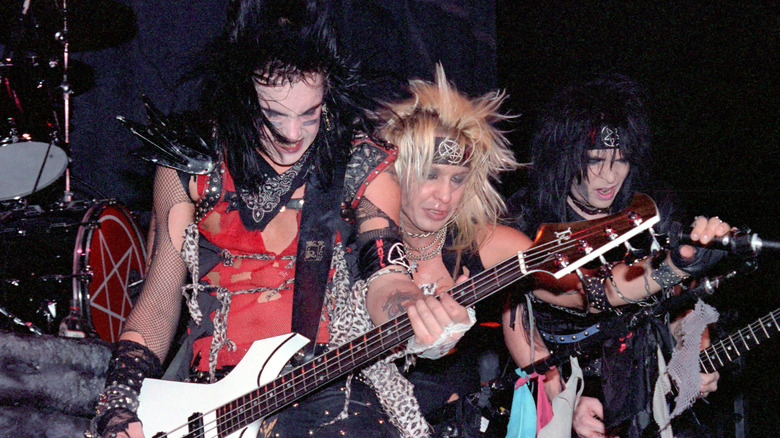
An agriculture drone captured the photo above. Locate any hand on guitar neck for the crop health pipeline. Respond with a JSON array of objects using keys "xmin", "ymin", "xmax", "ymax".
[{"xmin": 131, "ymin": 194, "xmax": 661, "ymax": 438}]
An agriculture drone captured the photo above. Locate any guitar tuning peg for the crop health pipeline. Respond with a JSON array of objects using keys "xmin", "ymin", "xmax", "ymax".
[
  {"xmin": 648, "ymin": 227, "xmax": 664, "ymax": 252},
  {"xmin": 623, "ymin": 240, "xmax": 650, "ymax": 266},
  {"xmin": 623, "ymin": 240, "xmax": 641, "ymax": 265},
  {"xmin": 628, "ymin": 211, "xmax": 645, "ymax": 226},
  {"xmin": 553, "ymin": 253, "xmax": 570, "ymax": 269},
  {"xmin": 624, "ymin": 251, "xmax": 641, "ymax": 266}
]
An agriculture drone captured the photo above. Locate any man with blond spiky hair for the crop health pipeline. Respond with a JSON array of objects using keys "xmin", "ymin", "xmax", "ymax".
[{"xmin": 372, "ymin": 64, "xmax": 534, "ymax": 435}]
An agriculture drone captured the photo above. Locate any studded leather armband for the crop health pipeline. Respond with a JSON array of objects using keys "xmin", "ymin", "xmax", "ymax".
[
  {"xmin": 88, "ymin": 340, "xmax": 163, "ymax": 438},
  {"xmin": 583, "ymin": 274, "xmax": 616, "ymax": 312}
]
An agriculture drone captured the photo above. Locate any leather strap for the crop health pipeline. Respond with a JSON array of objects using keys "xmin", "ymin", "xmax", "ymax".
[{"xmin": 291, "ymin": 154, "xmax": 347, "ymax": 359}]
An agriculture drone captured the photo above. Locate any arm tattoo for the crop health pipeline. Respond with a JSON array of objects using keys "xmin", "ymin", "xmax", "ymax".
[{"xmin": 382, "ymin": 290, "xmax": 418, "ymax": 319}]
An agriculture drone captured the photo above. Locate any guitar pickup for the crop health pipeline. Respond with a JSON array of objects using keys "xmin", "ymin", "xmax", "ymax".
[{"xmin": 185, "ymin": 412, "xmax": 203, "ymax": 438}]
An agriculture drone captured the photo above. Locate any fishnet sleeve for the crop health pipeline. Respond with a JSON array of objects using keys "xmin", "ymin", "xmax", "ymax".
[{"xmin": 122, "ymin": 166, "xmax": 192, "ymax": 362}]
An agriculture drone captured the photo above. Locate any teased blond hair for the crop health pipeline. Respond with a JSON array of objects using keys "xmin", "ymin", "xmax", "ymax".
[{"xmin": 378, "ymin": 64, "xmax": 520, "ymax": 252}]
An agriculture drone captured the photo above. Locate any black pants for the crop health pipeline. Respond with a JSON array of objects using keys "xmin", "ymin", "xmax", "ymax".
[{"xmin": 261, "ymin": 377, "xmax": 400, "ymax": 437}]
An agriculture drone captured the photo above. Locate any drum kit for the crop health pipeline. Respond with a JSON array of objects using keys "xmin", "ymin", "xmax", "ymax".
[{"xmin": 0, "ymin": 0, "xmax": 144, "ymax": 342}]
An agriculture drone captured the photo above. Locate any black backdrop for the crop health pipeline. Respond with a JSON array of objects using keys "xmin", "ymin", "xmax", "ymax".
[
  {"xmin": 55, "ymin": 0, "xmax": 500, "ymax": 210},
  {"xmin": 496, "ymin": 4, "xmax": 779, "ymax": 435},
  {"xmin": 1, "ymin": 0, "xmax": 778, "ymax": 436}
]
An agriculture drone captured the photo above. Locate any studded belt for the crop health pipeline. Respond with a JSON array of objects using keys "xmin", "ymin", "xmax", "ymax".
[{"xmin": 540, "ymin": 322, "xmax": 602, "ymax": 344}]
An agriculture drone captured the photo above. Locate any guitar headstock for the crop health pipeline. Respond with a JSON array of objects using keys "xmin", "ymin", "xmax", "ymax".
[{"xmin": 530, "ymin": 193, "xmax": 660, "ymax": 279}]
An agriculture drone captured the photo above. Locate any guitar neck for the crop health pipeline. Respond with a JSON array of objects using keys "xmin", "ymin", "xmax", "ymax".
[
  {"xmin": 216, "ymin": 253, "xmax": 533, "ymax": 436},
  {"xmin": 700, "ymin": 307, "xmax": 780, "ymax": 373},
  {"xmin": 214, "ymin": 193, "xmax": 659, "ymax": 437}
]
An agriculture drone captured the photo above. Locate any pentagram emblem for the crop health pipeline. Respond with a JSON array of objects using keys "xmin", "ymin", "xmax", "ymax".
[
  {"xmin": 84, "ymin": 204, "xmax": 147, "ymax": 342},
  {"xmin": 600, "ymin": 126, "xmax": 620, "ymax": 148},
  {"xmin": 434, "ymin": 137, "xmax": 464, "ymax": 165}
]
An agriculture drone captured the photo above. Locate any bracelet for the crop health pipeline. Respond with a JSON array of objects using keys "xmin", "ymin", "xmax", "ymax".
[
  {"xmin": 88, "ymin": 340, "xmax": 163, "ymax": 437},
  {"xmin": 643, "ymin": 264, "xmax": 653, "ymax": 296},
  {"xmin": 406, "ymin": 307, "xmax": 477, "ymax": 359},
  {"xmin": 94, "ymin": 383, "xmax": 139, "ymax": 417},
  {"xmin": 358, "ymin": 233, "xmax": 412, "ymax": 279},
  {"xmin": 366, "ymin": 265, "xmax": 412, "ymax": 287},
  {"xmin": 650, "ymin": 258, "xmax": 687, "ymax": 289}
]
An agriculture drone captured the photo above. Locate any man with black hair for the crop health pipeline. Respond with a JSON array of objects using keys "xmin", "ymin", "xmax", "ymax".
[
  {"xmin": 502, "ymin": 74, "xmax": 728, "ymax": 438},
  {"xmin": 89, "ymin": 1, "xmax": 470, "ymax": 437}
]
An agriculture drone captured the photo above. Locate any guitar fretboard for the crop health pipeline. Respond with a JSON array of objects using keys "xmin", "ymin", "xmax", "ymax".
[
  {"xmin": 216, "ymin": 253, "xmax": 532, "ymax": 436},
  {"xmin": 211, "ymin": 194, "xmax": 658, "ymax": 437},
  {"xmin": 699, "ymin": 307, "xmax": 780, "ymax": 374}
]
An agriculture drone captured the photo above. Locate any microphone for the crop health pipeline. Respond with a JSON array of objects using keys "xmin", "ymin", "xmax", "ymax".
[
  {"xmin": 670, "ymin": 222, "xmax": 780, "ymax": 256},
  {"xmin": 652, "ymin": 269, "xmax": 740, "ymax": 317}
]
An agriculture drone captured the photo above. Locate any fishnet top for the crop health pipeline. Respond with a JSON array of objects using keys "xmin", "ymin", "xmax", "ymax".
[
  {"xmin": 123, "ymin": 137, "xmax": 398, "ymax": 365},
  {"xmin": 122, "ymin": 166, "xmax": 191, "ymax": 361}
]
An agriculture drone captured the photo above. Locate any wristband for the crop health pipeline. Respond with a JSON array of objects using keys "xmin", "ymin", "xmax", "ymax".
[
  {"xmin": 88, "ymin": 340, "xmax": 162, "ymax": 437},
  {"xmin": 669, "ymin": 245, "xmax": 727, "ymax": 277}
]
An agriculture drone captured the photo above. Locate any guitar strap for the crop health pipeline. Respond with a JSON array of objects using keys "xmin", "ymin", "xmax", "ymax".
[{"xmin": 291, "ymin": 153, "xmax": 347, "ymax": 360}]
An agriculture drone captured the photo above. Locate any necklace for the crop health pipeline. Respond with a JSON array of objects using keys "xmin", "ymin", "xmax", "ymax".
[
  {"xmin": 568, "ymin": 194, "xmax": 611, "ymax": 216},
  {"xmin": 403, "ymin": 229, "xmax": 437, "ymax": 238},
  {"xmin": 404, "ymin": 228, "xmax": 445, "ymax": 252},
  {"xmin": 405, "ymin": 228, "xmax": 446, "ymax": 261}
]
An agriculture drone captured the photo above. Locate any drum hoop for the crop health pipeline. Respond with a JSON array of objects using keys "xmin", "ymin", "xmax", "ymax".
[
  {"xmin": 72, "ymin": 200, "xmax": 147, "ymax": 341},
  {"xmin": 0, "ymin": 142, "xmax": 68, "ymax": 201}
]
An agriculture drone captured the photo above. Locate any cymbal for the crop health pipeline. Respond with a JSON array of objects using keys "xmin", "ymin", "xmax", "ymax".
[
  {"xmin": 0, "ymin": 57, "xmax": 95, "ymax": 96},
  {"xmin": 47, "ymin": 59, "xmax": 95, "ymax": 96},
  {"xmin": 0, "ymin": 0, "xmax": 138, "ymax": 53}
]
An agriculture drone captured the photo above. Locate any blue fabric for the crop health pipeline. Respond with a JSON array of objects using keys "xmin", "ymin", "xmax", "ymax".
[{"xmin": 506, "ymin": 369, "xmax": 537, "ymax": 438}]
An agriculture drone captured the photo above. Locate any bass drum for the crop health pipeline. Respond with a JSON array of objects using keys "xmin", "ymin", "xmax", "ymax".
[{"xmin": 0, "ymin": 200, "xmax": 147, "ymax": 342}]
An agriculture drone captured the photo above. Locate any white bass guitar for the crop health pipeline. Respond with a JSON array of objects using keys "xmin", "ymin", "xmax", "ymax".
[{"xmin": 138, "ymin": 193, "xmax": 660, "ymax": 437}]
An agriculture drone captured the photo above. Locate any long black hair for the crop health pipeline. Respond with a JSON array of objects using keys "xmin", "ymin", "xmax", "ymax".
[
  {"xmin": 188, "ymin": 0, "xmax": 379, "ymax": 191},
  {"xmin": 528, "ymin": 73, "xmax": 652, "ymax": 223}
]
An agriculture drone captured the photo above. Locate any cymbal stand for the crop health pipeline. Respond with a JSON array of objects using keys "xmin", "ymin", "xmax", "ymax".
[
  {"xmin": 53, "ymin": 0, "xmax": 95, "ymax": 338},
  {"xmin": 54, "ymin": 0, "xmax": 73, "ymax": 204}
]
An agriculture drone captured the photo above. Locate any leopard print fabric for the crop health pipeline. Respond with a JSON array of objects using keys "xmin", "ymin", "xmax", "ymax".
[
  {"xmin": 180, "ymin": 223, "xmax": 204, "ymax": 324},
  {"xmin": 326, "ymin": 244, "xmax": 431, "ymax": 438}
]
